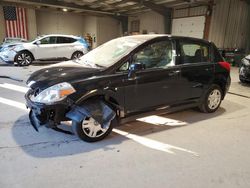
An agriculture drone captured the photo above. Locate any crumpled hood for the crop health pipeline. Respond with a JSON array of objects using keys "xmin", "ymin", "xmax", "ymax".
[{"xmin": 27, "ymin": 61, "xmax": 101, "ymax": 90}]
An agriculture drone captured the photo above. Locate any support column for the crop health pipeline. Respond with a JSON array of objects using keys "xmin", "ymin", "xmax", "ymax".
[
  {"xmin": 246, "ymin": 1, "xmax": 250, "ymax": 53},
  {"xmin": 164, "ymin": 11, "xmax": 172, "ymax": 34},
  {"xmin": 113, "ymin": 15, "xmax": 128, "ymax": 35}
]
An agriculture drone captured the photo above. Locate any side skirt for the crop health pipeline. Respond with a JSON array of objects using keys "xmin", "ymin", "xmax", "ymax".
[{"xmin": 118, "ymin": 103, "xmax": 198, "ymax": 125}]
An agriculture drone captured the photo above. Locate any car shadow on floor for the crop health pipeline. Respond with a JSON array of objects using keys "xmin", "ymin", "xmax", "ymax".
[
  {"xmin": 11, "ymin": 115, "xmax": 127, "ymax": 158},
  {"xmin": 0, "ymin": 63, "xmax": 13, "ymax": 67},
  {"xmin": 11, "ymin": 99, "xmax": 245, "ymax": 158},
  {"xmin": 114, "ymin": 99, "xmax": 245, "ymax": 136},
  {"xmin": 0, "ymin": 61, "xmax": 59, "ymax": 67},
  {"xmin": 30, "ymin": 61, "xmax": 60, "ymax": 66}
]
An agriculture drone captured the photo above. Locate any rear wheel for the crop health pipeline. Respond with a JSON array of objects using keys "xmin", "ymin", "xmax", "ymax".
[
  {"xmin": 72, "ymin": 117, "xmax": 116, "ymax": 142},
  {"xmin": 15, "ymin": 51, "xmax": 33, "ymax": 66},
  {"xmin": 71, "ymin": 51, "xmax": 83, "ymax": 60},
  {"xmin": 199, "ymin": 84, "xmax": 222, "ymax": 113}
]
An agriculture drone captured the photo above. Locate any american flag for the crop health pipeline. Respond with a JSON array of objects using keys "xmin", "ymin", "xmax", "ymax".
[{"xmin": 3, "ymin": 6, "xmax": 28, "ymax": 40}]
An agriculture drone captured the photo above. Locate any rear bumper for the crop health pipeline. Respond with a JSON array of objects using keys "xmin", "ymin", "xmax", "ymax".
[
  {"xmin": 226, "ymin": 75, "xmax": 231, "ymax": 93},
  {"xmin": 25, "ymin": 89, "xmax": 70, "ymax": 131}
]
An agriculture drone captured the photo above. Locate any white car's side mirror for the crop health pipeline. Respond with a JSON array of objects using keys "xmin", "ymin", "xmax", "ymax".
[{"xmin": 35, "ymin": 41, "xmax": 41, "ymax": 45}]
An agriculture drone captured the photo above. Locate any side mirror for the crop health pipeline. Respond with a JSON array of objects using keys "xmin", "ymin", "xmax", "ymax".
[
  {"xmin": 34, "ymin": 41, "xmax": 41, "ymax": 45},
  {"xmin": 129, "ymin": 63, "xmax": 145, "ymax": 71},
  {"xmin": 128, "ymin": 63, "xmax": 145, "ymax": 80}
]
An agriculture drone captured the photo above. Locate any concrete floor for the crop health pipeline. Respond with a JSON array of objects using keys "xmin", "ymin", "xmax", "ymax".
[{"xmin": 0, "ymin": 62, "xmax": 250, "ymax": 188}]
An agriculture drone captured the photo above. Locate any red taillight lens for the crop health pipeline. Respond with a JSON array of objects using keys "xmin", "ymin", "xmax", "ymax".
[{"xmin": 219, "ymin": 61, "xmax": 230, "ymax": 72}]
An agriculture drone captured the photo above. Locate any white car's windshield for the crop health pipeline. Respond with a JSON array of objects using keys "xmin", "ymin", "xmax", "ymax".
[{"xmin": 77, "ymin": 36, "xmax": 155, "ymax": 68}]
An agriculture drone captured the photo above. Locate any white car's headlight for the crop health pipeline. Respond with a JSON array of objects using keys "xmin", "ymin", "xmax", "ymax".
[{"xmin": 31, "ymin": 82, "xmax": 75, "ymax": 104}]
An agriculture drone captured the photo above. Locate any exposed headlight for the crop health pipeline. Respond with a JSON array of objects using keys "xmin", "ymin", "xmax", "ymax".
[
  {"xmin": 31, "ymin": 82, "xmax": 75, "ymax": 104},
  {"xmin": 242, "ymin": 58, "xmax": 250, "ymax": 66},
  {"xmin": 2, "ymin": 46, "xmax": 16, "ymax": 52}
]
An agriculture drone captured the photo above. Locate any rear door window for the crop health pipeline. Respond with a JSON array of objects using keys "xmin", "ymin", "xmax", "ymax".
[{"xmin": 180, "ymin": 41, "xmax": 210, "ymax": 64}]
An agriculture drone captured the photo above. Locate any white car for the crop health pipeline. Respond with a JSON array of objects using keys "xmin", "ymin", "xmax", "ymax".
[{"xmin": 0, "ymin": 34, "xmax": 89, "ymax": 66}]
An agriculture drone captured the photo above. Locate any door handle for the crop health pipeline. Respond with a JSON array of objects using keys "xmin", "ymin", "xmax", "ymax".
[
  {"xmin": 168, "ymin": 70, "xmax": 180, "ymax": 76},
  {"xmin": 205, "ymin": 68, "xmax": 213, "ymax": 71},
  {"xmin": 192, "ymin": 83, "xmax": 203, "ymax": 88}
]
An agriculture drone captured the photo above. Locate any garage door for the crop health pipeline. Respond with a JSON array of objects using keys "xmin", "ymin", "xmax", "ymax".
[{"xmin": 171, "ymin": 16, "xmax": 206, "ymax": 39}]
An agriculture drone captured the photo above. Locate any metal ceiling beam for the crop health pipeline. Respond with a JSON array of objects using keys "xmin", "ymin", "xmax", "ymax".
[
  {"xmin": 246, "ymin": 0, "xmax": 250, "ymax": 4},
  {"xmin": 130, "ymin": 0, "xmax": 172, "ymax": 16},
  {"xmin": 108, "ymin": 0, "xmax": 135, "ymax": 7},
  {"xmin": 1, "ymin": 0, "xmax": 118, "ymax": 15}
]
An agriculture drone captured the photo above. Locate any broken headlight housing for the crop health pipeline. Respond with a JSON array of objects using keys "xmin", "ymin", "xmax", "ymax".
[
  {"xmin": 242, "ymin": 58, "xmax": 250, "ymax": 66},
  {"xmin": 31, "ymin": 82, "xmax": 75, "ymax": 104}
]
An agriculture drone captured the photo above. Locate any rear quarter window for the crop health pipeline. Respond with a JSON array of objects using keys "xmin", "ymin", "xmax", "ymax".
[
  {"xmin": 57, "ymin": 37, "xmax": 76, "ymax": 44},
  {"xmin": 180, "ymin": 41, "xmax": 210, "ymax": 64}
]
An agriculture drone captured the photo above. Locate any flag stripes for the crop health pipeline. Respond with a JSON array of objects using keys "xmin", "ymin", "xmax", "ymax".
[{"xmin": 3, "ymin": 6, "xmax": 28, "ymax": 40}]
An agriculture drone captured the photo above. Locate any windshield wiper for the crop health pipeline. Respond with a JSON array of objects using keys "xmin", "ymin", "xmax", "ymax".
[{"xmin": 94, "ymin": 64, "xmax": 106, "ymax": 68}]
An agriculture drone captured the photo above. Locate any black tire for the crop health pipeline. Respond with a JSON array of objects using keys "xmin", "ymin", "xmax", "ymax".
[
  {"xmin": 72, "ymin": 116, "xmax": 117, "ymax": 142},
  {"xmin": 239, "ymin": 77, "xmax": 246, "ymax": 83},
  {"xmin": 15, "ymin": 51, "xmax": 33, "ymax": 66},
  {"xmin": 199, "ymin": 84, "xmax": 222, "ymax": 113},
  {"xmin": 71, "ymin": 51, "xmax": 83, "ymax": 60}
]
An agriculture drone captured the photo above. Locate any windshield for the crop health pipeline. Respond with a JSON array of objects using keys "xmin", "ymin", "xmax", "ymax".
[{"xmin": 77, "ymin": 36, "xmax": 154, "ymax": 68}]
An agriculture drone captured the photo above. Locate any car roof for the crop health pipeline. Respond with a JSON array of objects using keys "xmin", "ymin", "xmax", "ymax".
[
  {"xmin": 39, "ymin": 34, "xmax": 80, "ymax": 39},
  {"xmin": 121, "ymin": 34, "xmax": 211, "ymax": 44}
]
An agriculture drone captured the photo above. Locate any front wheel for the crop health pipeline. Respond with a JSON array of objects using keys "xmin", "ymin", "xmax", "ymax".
[
  {"xmin": 15, "ymin": 51, "xmax": 33, "ymax": 66},
  {"xmin": 199, "ymin": 84, "xmax": 222, "ymax": 113},
  {"xmin": 72, "ymin": 117, "xmax": 116, "ymax": 142}
]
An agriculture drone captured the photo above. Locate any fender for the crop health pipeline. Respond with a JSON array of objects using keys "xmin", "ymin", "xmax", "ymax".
[{"xmin": 66, "ymin": 98, "xmax": 116, "ymax": 128}]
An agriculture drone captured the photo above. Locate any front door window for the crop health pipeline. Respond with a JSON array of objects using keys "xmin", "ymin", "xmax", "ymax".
[{"xmin": 132, "ymin": 40, "xmax": 174, "ymax": 69}]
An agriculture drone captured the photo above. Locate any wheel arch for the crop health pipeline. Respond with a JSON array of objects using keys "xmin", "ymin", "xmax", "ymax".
[
  {"xmin": 75, "ymin": 89, "xmax": 122, "ymax": 112},
  {"xmin": 213, "ymin": 73, "xmax": 228, "ymax": 100},
  {"xmin": 15, "ymin": 50, "xmax": 35, "ymax": 62},
  {"xmin": 66, "ymin": 96, "xmax": 117, "ymax": 127}
]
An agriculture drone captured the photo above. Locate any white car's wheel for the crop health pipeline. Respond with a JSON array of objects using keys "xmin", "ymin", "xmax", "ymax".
[
  {"xmin": 71, "ymin": 51, "xmax": 83, "ymax": 60},
  {"xmin": 72, "ymin": 117, "xmax": 116, "ymax": 142},
  {"xmin": 15, "ymin": 51, "xmax": 33, "ymax": 66}
]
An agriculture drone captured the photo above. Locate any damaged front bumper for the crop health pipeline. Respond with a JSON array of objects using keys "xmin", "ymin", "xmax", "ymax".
[
  {"xmin": 25, "ymin": 89, "xmax": 116, "ymax": 132},
  {"xmin": 25, "ymin": 89, "xmax": 70, "ymax": 131}
]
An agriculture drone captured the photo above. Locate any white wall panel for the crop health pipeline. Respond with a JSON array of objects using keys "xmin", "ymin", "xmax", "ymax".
[
  {"xmin": 128, "ymin": 11, "xmax": 165, "ymax": 34},
  {"xmin": 36, "ymin": 11, "xmax": 120, "ymax": 48},
  {"xmin": 209, "ymin": 0, "xmax": 249, "ymax": 49},
  {"xmin": 97, "ymin": 16, "xmax": 120, "ymax": 46},
  {"xmin": 82, "ymin": 16, "xmax": 98, "ymax": 48},
  {"xmin": 172, "ymin": 16, "xmax": 206, "ymax": 39},
  {"xmin": 36, "ymin": 10, "xmax": 84, "ymax": 36},
  {"xmin": 26, "ymin": 9, "xmax": 37, "ymax": 40}
]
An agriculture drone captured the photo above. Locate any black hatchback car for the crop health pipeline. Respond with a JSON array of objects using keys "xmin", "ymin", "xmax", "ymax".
[{"xmin": 25, "ymin": 35, "xmax": 231, "ymax": 142}]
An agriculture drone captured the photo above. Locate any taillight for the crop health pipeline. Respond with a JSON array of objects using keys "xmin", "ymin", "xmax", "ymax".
[{"xmin": 219, "ymin": 61, "xmax": 230, "ymax": 72}]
